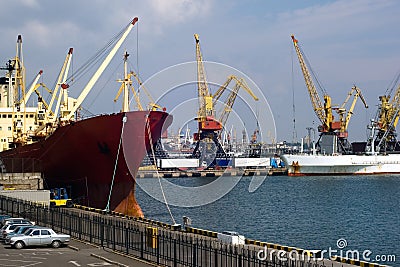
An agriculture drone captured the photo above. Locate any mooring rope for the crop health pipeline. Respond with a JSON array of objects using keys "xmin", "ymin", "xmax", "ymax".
[
  {"xmin": 145, "ymin": 115, "xmax": 176, "ymax": 225},
  {"xmin": 105, "ymin": 115, "xmax": 127, "ymax": 212}
]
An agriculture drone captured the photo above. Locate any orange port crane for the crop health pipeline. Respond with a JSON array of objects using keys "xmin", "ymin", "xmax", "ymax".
[
  {"xmin": 194, "ymin": 33, "xmax": 222, "ymax": 132},
  {"xmin": 291, "ymin": 34, "xmax": 368, "ymax": 153},
  {"xmin": 192, "ymin": 33, "xmax": 224, "ymax": 162}
]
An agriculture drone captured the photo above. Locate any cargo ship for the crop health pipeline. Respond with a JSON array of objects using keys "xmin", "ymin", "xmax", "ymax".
[
  {"xmin": 0, "ymin": 18, "xmax": 172, "ymax": 216},
  {"xmin": 281, "ymin": 123, "xmax": 400, "ymax": 176},
  {"xmin": 281, "ymin": 153, "xmax": 400, "ymax": 176}
]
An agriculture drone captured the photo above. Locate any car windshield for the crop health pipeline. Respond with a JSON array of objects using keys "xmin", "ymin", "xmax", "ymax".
[
  {"xmin": 21, "ymin": 227, "xmax": 34, "ymax": 233},
  {"xmin": 24, "ymin": 228, "xmax": 34, "ymax": 235},
  {"xmin": 13, "ymin": 226, "xmax": 22, "ymax": 232}
]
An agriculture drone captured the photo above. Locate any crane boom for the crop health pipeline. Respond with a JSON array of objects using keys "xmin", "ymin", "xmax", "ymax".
[
  {"xmin": 23, "ymin": 70, "xmax": 43, "ymax": 107},
  {"xmin": 214, "ymin": 75, "xmax": 259, "ymax": 128},
  {"xmin": 14, "ymin": 35, "xmax": 25, "ymax": 106},
  {"xmin": 291, "ymin": 35, "xmax": 332, "ymax": 131},
  {"xmin": 34, "ymin": 83, "xmax": 52, "ymax": 112},
  {"xmin": 131, "ymin": 72, "xmax": 161, "ymax": 111},
  {"xmin": 194, "ymin": 34, "xmax": 213, "ymax": 119},
  {"xmin": 47, "ymin": 48, "xmax": 73, "ymax": 120},
  {"xmin": 337, "ymin": 86, "xmax": 368, "ymax": 133},
  {"xmin": 52, "ymin": 48, "xmax": 73, "ymax": 122},
  {"xmin": 66, "ymin": 17, "xmax": 138, "ymax": 120}
]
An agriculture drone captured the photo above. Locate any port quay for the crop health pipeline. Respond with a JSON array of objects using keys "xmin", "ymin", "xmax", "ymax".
[{"xmin": 0, "ymin": 195, "xmax": 389, "ymax": 267}]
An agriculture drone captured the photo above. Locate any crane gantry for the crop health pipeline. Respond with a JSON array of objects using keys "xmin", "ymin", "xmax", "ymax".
[{"xmin": 291, "ymin": 34, "xmax": 368, "ymax": 154}]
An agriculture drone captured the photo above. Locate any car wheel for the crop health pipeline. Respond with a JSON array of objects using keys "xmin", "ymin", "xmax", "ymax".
[
  {"xmin": 51, "ymin": 240, "xmax": 61, "ymax": 248},
  {"xmin": 14, "ymin": 241, "xmax": 24, "ymax": 249}
]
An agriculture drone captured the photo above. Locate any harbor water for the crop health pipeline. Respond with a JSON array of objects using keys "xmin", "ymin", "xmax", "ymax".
[{"xmin": 136, "ymin": 175, "xmax": 399, "ymax": 266}]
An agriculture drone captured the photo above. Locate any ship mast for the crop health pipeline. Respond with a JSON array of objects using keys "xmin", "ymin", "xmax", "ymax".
[
  {"xmin": 13, "ymin": 35, "xmax": 27, "ymax": 144},
  {"xmin": 122, "ymin": 51, "xmax": 130, "ymax": 112}
]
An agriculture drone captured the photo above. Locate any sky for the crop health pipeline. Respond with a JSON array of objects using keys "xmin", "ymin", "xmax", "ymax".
[{"xmin": 0, "ymin": 0, "xmax": 399, "ymax": 143}]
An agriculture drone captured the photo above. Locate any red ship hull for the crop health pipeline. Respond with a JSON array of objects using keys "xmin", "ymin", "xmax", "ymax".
[{"xmin": 0, "ymin": 110, "xmax": 172, "ymax": 217}]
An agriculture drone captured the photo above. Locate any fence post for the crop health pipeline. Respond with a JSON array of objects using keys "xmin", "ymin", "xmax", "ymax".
[
  {"xmin": 173, "ymin": 238, "xmax": 177, "ymax": 267},
  {"xmin": 78, "ymin": 213, "xmax": 82, "ymax": 240},
  {"xmin": 140, "ymin": 231, "xmax": 144, "ymax": 259},
  {"xmin": 215, "ymin": 247, "xmax": 218, "ymax": 267},
  {"xmin": 125, "ymin": 227, "xmax": 129, "ymax": 255},
  {"xmin": 112, "ymin": 223, "xmax": 116, "ymax": 251},
  {"xmin": 89, "ymin": 214, "xmax": 93, "ymax": 243},
  {"xmin": 157, "ymin": 231, "xmax": 160, "ymax": 265},
  {"xmin": 192, "ymin": 242, "xmax": 197, "ymax": 267},
  {"xmin": 100, "ymin": 217, "xmax": 104, "ymax": 248},
  {"xmin": 51, "ymin": 207, "xmax": 54, "ymax": 229}
]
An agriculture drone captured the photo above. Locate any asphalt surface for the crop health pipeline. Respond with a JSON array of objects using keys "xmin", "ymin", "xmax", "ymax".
[{"xmin": 0, "ymin": 238, "xmax": 159, "ymax": 267}]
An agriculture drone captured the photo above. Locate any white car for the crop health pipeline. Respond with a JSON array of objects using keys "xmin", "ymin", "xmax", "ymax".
[
  {"xmin": 1, "ymin": 223, "xmax": 33, "ymax": 239},
  {"xmin": 9, "ymin": 227, "xmax": 70, "ymax": 249},
  {"xmin": 4, "ymin": 218, "xmax": 35, "ymax": 226}
]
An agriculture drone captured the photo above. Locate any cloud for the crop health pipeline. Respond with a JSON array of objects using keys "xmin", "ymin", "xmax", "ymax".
[
  {"xmin": 150, "ymin": 0, "xmax": 212, "ymax": 23},
  {"xmin": 20, "ymin": 0, "xmax": 39, "ymax": 8}
]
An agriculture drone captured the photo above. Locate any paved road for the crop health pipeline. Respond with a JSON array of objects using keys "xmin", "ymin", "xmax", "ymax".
[{"xmin": 0, "ymin": 238, "xmax": 159, "ymax": 267}]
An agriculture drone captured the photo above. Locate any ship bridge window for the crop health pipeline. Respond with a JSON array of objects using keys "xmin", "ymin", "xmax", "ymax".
[
  {"xmin": 2, "ymin": 115, "xmax": 6, "ymax": 118},
  {"xmin": 7, "ymin": 114, "xmax": 11, "ymax": 118},
  {"xmin": 29, "ymin": 114, "xmax": 34, "ymax": 118},
  {"xmin": 0, "ymin": 126, "xmax": 2, "ymax": 131},
  {"xmin": 8, "ymin": 126, "xmax": 11, "ymax": 131}
]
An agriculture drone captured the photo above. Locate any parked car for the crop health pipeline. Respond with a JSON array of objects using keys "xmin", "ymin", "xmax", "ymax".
[
  {"xmin": 1, "ymin": 223, "xmax": 33, "ymax": 239},
  {"xmin": 3, "ymin": 225, "xmax": 38, "ymax": 244},
  {"xmin": 9, "ymin": 227, "xmax": 70, "ymax": 249},
  {"xmin": 4, "ymin": 218, "xmax": 35, "ymax": 226}
]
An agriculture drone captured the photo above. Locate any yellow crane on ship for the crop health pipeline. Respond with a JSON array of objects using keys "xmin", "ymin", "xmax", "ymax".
[
  {"xmin": 291, "ymin": 34, "xmax": 368, "ymax": 153},
  {"xmin": 114, "ymin": 52, "xmax": 162, "ymax": 112}
]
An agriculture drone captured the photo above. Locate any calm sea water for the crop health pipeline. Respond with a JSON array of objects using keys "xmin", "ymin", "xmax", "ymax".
[{"xmin": 136, "ymin": 175, "xmax": 399, "ymax": 266}]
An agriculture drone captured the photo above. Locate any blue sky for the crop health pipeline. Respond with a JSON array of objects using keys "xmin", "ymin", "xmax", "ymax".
[{"xmin": 0, "ymin": 0, "xmax": 399, "ymax": 143}]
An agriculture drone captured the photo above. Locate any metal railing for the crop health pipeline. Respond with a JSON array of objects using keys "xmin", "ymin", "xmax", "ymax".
[{"xmin": 0, "ymin": 196, "xmax": 327, "ymax": 267}]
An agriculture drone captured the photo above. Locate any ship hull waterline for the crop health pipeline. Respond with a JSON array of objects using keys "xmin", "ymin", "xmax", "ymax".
[
  {"xmin": 281, "ymin": 153, "xmax": 400, "ymax": 176},
  {"xmin": 0, "ymin": 110, "xmax": 172, "ymax": 217}
]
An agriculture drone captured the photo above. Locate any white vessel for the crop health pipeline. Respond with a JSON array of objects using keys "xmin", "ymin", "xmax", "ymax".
[{"xmin": 281, "ymin": 153, "xmax": 400, "ymax": 176}]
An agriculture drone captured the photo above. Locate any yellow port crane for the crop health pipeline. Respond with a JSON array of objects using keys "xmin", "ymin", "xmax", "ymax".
[
  {"xmin": 291, "ymin": 34, "xmax": 368, "ymax": 153},
  {"xmin": 192, "ymin": 33, "xmax": 224, "ymax": 163},
  {"xmin": 336, "ymin": 85, "xmax": 368, "ymax": 138},
  {"xmin": 378, "ymin": 86, "xmax": 400, "ymax": 136},
  {"xmin": 192, "ymin": 34, "xmax": 259, "ymax": 163},
  {"xmin": 368, "ymin": 79, "xmax": 400, "ymax": 152},
  {"xmin": 194, "ymin": 33, "xmax": 222, "ymax": 132},
  {"xmin": 291, "ymin": 34, "xmax": 336, "ymax": 133}
]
